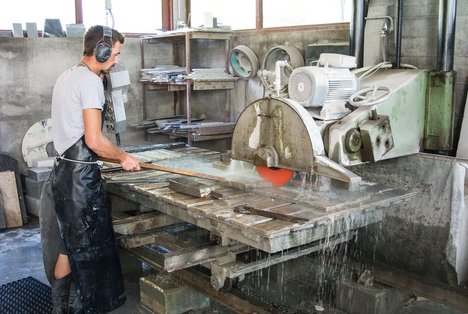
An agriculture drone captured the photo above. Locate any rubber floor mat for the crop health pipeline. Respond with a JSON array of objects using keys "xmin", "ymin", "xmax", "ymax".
[{"xmin": 0, "ymin": 276, "xmax": 51, "ymax": 314}]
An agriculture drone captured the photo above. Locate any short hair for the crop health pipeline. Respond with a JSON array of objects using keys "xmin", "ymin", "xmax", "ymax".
[{"xmin": 82, "ymin": 25, "xmax": 125, "ymax": 57}]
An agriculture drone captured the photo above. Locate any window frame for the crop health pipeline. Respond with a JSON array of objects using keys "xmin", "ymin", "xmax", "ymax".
[
  {"xmin": 1, "ymin": 0, "xmax": 349, "ymax": 36},
  {"xmin": 188, "ymin": 0, "xmax": 350, "ymax": 32}
]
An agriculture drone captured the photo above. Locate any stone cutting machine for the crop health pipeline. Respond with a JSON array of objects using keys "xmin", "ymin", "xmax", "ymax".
[{"xmin": 231, "ymin": 59, "xmax": 427, "ymax": 189}]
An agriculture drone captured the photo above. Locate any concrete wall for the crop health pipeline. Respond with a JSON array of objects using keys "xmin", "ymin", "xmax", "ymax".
[
  {"xmin": 0, "ymin": 37, "xmax": 148, "ymax": 173},
  {"xmin": 352, "ymin": 154, "xmax": 468, "ymax": 287},
  {"xmin": 229, "ymin": 24, "xmax": 350, "ymax": 120}
]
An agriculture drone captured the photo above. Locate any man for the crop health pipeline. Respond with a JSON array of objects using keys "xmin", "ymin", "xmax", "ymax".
[{"xmin": 49, "ymin": 25, "xmax": 140, "ymax": 313}]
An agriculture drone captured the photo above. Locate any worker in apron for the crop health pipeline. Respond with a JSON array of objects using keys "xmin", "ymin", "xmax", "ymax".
[{"xmin": 40, "ymin": 25, "xmax": 140, "ymax": 313}]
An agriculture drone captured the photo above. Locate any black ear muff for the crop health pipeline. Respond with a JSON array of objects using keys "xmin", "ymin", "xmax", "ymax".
[{"xmin": 95, "ymin": 26, "xmax": 113, "ymax": 63}]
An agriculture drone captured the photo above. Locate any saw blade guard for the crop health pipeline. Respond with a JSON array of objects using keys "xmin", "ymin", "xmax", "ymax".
[{"xmin": 231, "ymin": 97, "xmax": 324, "ymax": 173}]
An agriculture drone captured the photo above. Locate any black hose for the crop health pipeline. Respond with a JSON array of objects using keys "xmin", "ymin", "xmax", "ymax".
[
  {"xmin": 437, "ymin": 0, "xmax": 457, "ymax": 71},
  {"xmin": 350, "ymin": 0, "xmax": 366, "ymax": 68},
  {"xmin": 395, "ymin": 0, "xmax": 403, "ymax": 68}
]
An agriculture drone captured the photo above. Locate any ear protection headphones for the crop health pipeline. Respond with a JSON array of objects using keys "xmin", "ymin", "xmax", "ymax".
[{"xmin": 95, "ymin": 26, "xmax": 113, "ymax": 63}]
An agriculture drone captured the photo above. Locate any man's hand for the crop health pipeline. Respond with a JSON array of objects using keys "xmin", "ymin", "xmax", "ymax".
[
  {"xmin": 83, "ymin": 109, "xmax": 141, "ymax": 172},
  {"xmin": 120, "ymin": 153, "xmax": 141, "ymax": 171}
]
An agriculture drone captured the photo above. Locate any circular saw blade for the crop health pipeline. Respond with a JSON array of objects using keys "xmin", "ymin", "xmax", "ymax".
[
  {"xmin": 256, "ymin": 165, "xmax": 293, "ymax": 187},
  {"xmin": 231, "ymin": 98, "xmax": 324, "ymax": 173}
]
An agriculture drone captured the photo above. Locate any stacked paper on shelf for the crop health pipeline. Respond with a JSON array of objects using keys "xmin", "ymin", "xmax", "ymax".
[
  {"xmin": 140, "ymin": 65, "xmax": 186, "ymax": 83},
  {"xmin": 188, "ymin": 68, "xmax": 237, "ymax": 81}
]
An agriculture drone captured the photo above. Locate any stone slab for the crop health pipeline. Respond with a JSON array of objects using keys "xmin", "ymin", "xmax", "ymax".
[
  {"xmin": 0, "ymin": 171, "xmax": 23, "ymax": 228},
  {"xmin": 140, "ymin": 272, "xmax": 210, "ymax": 314}
]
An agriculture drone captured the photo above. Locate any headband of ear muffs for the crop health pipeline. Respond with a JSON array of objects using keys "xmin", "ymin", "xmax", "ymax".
[{"xmin": 95, "ymin": 26, "xmax": 113, "ymax": 63}]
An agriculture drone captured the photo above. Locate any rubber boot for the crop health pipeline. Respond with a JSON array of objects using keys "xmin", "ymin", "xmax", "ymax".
[
  {"xmin": 51, "ymin": 274, "xmax": 72, "ymax": 314},
  {"xmin": 68, "ymin": 280, "xmax": 84, "ymax": 314}
]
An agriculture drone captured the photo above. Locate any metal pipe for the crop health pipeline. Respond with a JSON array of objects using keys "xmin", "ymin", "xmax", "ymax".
[
  {"xmin": 365, "ymin": 16, "xmax": 394, "ymax": 63},
  {"xmin": 395, "ymin": 0, "xmax": 403, "ymax": 68},
  {"xmin": 349, "ymin": 0, "xmax": 365, "ymax": 68},
  {"xmin": 437, "ymin": 0, "xmax": 457, "ymax": 71}
]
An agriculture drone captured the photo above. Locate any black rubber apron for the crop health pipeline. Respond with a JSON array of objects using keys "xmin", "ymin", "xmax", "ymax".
[{"xmin": 52, "ymin": 137, "xmax": 125, "ymax": 313}]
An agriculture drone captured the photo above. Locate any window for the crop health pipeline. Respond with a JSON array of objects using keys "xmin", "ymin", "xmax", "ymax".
[
  {"xmin": 0, "ymin": 0, "xmax": 75, "ymax": 31},
  {"xmin": 263, "ymin": 0, "xmax": 351, "ymax": 28},
  {"xmin": 190, "ymin": 0, "xmax": 256, "ymax": 30},
  {"xmin": 82, "ymin": 0, "xmax": 162, "ymax": 34}
]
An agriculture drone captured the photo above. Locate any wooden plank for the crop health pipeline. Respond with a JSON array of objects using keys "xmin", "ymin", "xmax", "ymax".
[
  {"xmin": 105, "ymin": 184, "xmax": 205, "ymax": 229},
  {"xmin": 267, "ymin": 203, "xmax": 324, "ymax": 221},
  {"xmin": 169, "ymin": 177, "xmax": 216, "ymax": 198},
  {"xmin": 193, "ymin": 81, "xmax": 235, "ymax": 90},
  {"xmin": 168, "ymin": 84, "xmax": 187, "ymax": 91},
  {"xmin": 113, "ymin": 211, "xmax": 181, "ymax": 235},
  {"xmin": 224, "ymin": 211, "xmax": 272, "ymax": 227},
  {"xmin": 164, "ymin": 243, "xmax": 249, "ymax": 272},
  {"xmin": 233, "ymin": 206, "xmax": 308, "ymax": 224},
  {"xmin": 131, "ymin": 182, "xmax": 170, "ymax": 191},
  {"xmin": 161, "ymin": 191, "xmax": 198, "ymax": 206},
  {"xmin": 160, "ymin": 191, "xmax": 217, "ymax": 210},
  {"xmin": 0, "ymin": 171, "xmax": 22, "ymax": 228},
  {"xmin": 249, "ymin": 219, "xmax": 296, "ymax": 237},
  {"xmin": 0, "ymin": 196, "xmax": 6, "ymax": 228},
  {"xmin": 209, "ymin": 209, "xmax": 238, "ymax": 221},
  {"xmin": 188, "ymin": 203, "xmax": 226, "ymax": 218},
  {"xmin": 212, "ymin": 188, "xmax": 251, "ymax": 199},
  {"xmin": 118, "ymin": 229, "xmax": 181, "ymax": 249},
  {"xmin": 141, "ymin": 187, "xmax": 174, "ymax": 197},
  {"xmin": 247, "ymin": 198, "xmax": 292, "ymax": 210},
  {"xmin": 175, "ymin": 197, "xmax": 215, "ymax": 209},
  {"xmin": 188, "ymin": 31, "xmax": 231, "ymax": 40},
  {"xmin": 216, "ymin": 194, "xmax": 262, "ymax": 208}
]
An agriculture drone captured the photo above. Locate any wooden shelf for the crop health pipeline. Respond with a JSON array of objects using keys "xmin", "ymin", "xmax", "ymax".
[
  {"xmin": 141, "ymin": 29, "xmax": 231, "ymax": 43},
  {"xmin": 140, "ymin": 29, "xmax": 232, "ymax": 145},
  {"xmin": 142, "ymin": 81, "xmax": 188, "ymax": 91},
  {"xmin": 142, "ymin": 80, "xmax": 235, "ymax": 91}
]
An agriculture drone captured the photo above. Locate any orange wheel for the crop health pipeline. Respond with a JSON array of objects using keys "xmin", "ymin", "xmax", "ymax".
[{"xmin": 256, "ymin": 166, "xmax": 294, "ymax": 187}]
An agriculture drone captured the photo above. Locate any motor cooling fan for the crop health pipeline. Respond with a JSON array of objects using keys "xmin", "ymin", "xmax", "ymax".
[{"xmin": 288, "ymin": 66, "xmax": 359, "ymax": 120}]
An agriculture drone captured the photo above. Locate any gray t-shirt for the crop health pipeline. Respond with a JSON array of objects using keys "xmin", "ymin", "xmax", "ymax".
[{"xmin": 51, "ymin": 65, "xmax": 105, "ymax": 155}]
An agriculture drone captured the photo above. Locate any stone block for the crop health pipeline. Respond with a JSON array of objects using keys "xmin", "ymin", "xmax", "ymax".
[
  {"xmin": 25, "ymin": 195, "xmax": 41, "ymax": 217},
  {"xmin": 140, "ymin": 272, "xmax": 210, "ymax": 314},
  {"xmin": 25, "ymin": 177, "xmax": 45, "ymax": 199},
  {"xmin": 336, "ymin": 279, "xmax": 389, "ymax": 314},
  {"xmin": 31, "ymin": 157, "xmax": 55, "ymax": 168},
  {"xmin": 27, "ymin": 167, "xmax": 52, "ymax": 182},
  {"xmin": 261, "ymin": 256, "xmax": 314, "ymax": 284}
]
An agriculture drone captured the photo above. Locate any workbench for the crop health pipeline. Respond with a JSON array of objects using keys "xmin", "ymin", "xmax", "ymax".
[{"xmin": 103, "ymin": 144, "xmax": 416, "ymax": 293}]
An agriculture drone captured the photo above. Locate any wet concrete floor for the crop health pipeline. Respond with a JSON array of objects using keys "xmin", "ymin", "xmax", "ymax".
[
  {"xmin": 0, "ymin": 217, "xmax": 466, "ymax": 314},
  {"xmin": 0, "ymin": 217, "xmax": 148, "ymax": 314}
]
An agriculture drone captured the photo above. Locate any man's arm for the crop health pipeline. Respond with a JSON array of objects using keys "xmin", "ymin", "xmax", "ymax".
[{"xmin": 83, "ymin": 108, "xmax": 140, "ymax": 171}]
